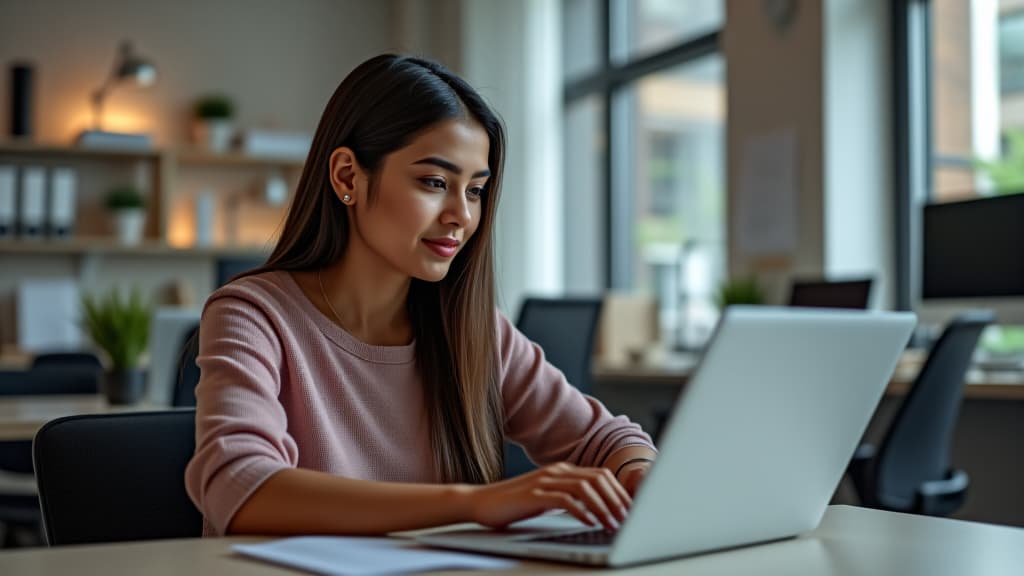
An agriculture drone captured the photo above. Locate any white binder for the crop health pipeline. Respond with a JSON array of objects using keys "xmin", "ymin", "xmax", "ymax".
[
  {"xmin": 19, "ymin": 166, "xmax": 46, "ymax": 238},
  {"xmin": 0, "ymin": 165, "xmax": 15, "ymax": 237},
  {"xmin": 49, "ymin": 167, "xmax": 77, "ymax": 237}
]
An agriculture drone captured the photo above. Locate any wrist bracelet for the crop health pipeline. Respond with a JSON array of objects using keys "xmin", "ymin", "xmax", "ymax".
[{"xmin": 614, "ymin": 457, "xmax": 654, "ymax": 479}]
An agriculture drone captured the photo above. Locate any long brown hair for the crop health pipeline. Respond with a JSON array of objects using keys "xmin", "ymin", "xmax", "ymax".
[{"xmin": 237, "ymin": 54, "xmax": 506, "ymax": 484}]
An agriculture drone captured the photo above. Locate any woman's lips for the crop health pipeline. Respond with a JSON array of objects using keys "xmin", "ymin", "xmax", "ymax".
[{"xmin": 422, "ymin": 238, "xmax": 459, "ymax": 258}]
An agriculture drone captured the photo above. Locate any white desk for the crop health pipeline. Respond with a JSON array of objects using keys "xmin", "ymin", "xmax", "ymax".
[
  {"xmin": 0, "ymin": 506, "xmax": 1021, "ymax": 575},
  {"xmin": 0, "ymin": 395, "xmax": 162, "ymax": 441}
]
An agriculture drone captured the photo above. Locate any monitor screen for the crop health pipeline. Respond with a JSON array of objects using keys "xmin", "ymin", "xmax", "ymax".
[{"xmin": 922, "ymin": 194, "xmax": 1024, "ymax": 299}]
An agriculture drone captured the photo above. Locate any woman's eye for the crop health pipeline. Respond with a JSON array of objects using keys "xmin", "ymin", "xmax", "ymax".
[
  {"xmin": 467, "ymin": 186, "xmax": 485, "ymax": 198},
  {"xmin": 421, "ymin": 177, "xmax": 447, "ymax": 190}
]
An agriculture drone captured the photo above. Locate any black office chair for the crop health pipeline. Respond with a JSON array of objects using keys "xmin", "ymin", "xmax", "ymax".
[
  {"xmin": 30, "ymin": 351, "xmax": 103, "ymax": 371},
  {"xmin": 172, "ymin": 326, "xmax": 200, "ymax": 408},
  {"xmin": 0, "ymin": 365, "xmax": 102, "ymax": 547},
  {"xmin": 33, "ymin": 410, "xmax": 202, "ymax": 545},
  {"xmin": 848, "ymin": 310, "xmax": 994, "ymax": 517},
  {"xmin": 504, "ymin": 297, "xmax": 603, "ymax": 478}
]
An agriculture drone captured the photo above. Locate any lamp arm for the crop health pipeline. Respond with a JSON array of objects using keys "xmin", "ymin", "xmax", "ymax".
[{"xmin": 90, "ymin": 49, "xmax": 123, "ymax": 130}]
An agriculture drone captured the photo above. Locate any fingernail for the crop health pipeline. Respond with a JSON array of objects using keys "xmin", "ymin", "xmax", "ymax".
[
  {"xmin": 619, "ymin": 506, "xmax": 628, "ymax": 520},
  {"xmin": 608, "ymin": 516, "xmax": 621, "ymax": 530},
  {"xmin": 585, "ymin": 511, "xmax": 599, "ymax": 526}
]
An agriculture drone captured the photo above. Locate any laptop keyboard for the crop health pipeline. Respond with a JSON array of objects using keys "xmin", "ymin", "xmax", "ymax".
[{"xmin": 529, "ymin": 529, "xmax": 617, "ymax": 546}]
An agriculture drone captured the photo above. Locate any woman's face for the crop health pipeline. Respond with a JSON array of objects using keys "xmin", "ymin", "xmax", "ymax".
[{"xmin": 343, "ymin": 118, "xmax": 491, "ymax": 282}]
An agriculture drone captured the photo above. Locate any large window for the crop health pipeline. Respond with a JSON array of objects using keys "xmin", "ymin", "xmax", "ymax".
[
  {"xmin": 562, "ymin": 0, "xmax": 724, "ymax": 347},
  {"xmin": 932, "ymin": 0, "xmax": 1024, "ymax": 200}
]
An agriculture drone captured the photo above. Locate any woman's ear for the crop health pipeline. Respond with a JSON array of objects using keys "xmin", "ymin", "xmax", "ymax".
[{"xmin": 328, "ymin": 147, "xmax": 366, "ymax": 206}]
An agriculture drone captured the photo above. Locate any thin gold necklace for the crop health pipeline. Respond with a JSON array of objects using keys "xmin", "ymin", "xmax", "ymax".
[{"xmin": 317, "ymin": 268, "xmax": 348, "ymax": 330}]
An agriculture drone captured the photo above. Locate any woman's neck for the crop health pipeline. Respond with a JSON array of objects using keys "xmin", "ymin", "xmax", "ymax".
[{"xmin": 317, "ymin": 246, "xmax": 413, "ymax": 346}]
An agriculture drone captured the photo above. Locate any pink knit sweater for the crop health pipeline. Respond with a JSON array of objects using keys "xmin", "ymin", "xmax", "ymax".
[{"xmin": 184, "ymin": 271, "xmax": 654, "ymax": 535}]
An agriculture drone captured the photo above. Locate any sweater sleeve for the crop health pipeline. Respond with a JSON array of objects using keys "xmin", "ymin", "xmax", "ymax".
[
  {"xmin": 184, "ymin": 292, "xmax": 298, "ymax": 536},
  {"xmin": 498, "ymin": 311, "xmax": 655, "ymax": 468}
]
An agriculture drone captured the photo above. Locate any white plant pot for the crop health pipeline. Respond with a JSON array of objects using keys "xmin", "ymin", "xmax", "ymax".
[
  {"xmin": 112, "ymin": 209, "xmax": 146, "ymax": 245},
  {"xmin": 193, "ymin": 119, "xmax": 234, "ymax": 153}
]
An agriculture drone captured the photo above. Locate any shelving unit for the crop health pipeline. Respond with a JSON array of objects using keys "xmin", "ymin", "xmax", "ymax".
[
  {"xmin": 0, "ymin": 141, "xmax": 300, "ymax": 253},
  {"xmin": 0, "ymin": 141, "xmax": 300, "ymax": 349}
]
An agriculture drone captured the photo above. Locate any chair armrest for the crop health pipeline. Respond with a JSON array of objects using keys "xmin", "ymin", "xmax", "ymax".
[
  {"xmin": 852, "ymin": 443, "xmax": 876, "ymax": 462},
  {"xmin": 915, "ymin": 468, "xmax": 969, "ymax": 516}
]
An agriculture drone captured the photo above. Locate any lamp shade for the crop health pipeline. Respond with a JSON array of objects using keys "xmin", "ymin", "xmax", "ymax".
[{"xmin": 116, "ymin": 43, "xmax": 157, "ymax": 86}]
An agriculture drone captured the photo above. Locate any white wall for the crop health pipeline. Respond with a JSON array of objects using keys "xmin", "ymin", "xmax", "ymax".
[
  {"xmin": 0, "ymin": 0, "xmax": 394, "ymax": 144},
  {"xmin": 461, "ymin": 0, "xmax": 564, "ymax": 315},
  {"xmin": 824, "ymin": 0, "xmax": 893, "ymax": 309}
]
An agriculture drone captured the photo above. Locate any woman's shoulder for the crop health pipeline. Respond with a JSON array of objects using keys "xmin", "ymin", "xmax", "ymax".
[{"xmin": 204, "ymin": 269, "xmax": 301, "ymax": 317}]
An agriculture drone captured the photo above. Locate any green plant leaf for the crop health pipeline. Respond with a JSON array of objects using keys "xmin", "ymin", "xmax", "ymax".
[
  {"xmin": 80, "ymin": 286, "xmax": 152, "ymax": 369},
  {"xmin": 715, "ymin": 276, "xmax": 764, "ymax": 309}
]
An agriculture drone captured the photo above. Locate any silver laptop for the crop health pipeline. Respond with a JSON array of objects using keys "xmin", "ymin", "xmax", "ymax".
[{"xmin": 417, "ymin": 306, "xmax": 916, "ymax": 567}]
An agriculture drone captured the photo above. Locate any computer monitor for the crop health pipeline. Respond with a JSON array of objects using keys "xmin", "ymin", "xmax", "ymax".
[
  {"xmin": 146, "ymin": 307, "xmax": 201, "ymax": 405},
  {"xmin": 789, "ymin": 278, "xmax": 873, "ymax": 309},
  {"xmin": 919, "ymin": 194, "xmax": 1024, "ymax": 325}
]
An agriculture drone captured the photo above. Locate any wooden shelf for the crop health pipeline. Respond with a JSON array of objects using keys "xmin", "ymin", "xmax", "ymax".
[
  {"xmin": 0, "ymin": 141, "xmax": 305, "ymax": 169},
  {"xmin": 173, "ymin": 149, "xmax": 305, "ymax": 169},
  {"xmin": 0, "ymin": 238, "xmax": 269, "ymax": 258},
  {"xmin": 0, "ymin": 140, "xmax": 161, "ymax": 160}
]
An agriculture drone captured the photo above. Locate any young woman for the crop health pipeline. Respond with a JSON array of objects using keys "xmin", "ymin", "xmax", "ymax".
[{"xmin": 184, "ymin": 54, "xmax": 657, "ymax": 537}]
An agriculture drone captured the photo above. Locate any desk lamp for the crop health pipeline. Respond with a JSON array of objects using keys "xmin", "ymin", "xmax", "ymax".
[{"xmin": 76, "ymin": 41, "xmax": 157, "ymax": 148}]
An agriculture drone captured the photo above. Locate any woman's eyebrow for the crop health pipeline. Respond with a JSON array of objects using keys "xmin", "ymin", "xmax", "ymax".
[{"xmin": 413, "ymin": 156, "xmax": 490, "ymax": 178}]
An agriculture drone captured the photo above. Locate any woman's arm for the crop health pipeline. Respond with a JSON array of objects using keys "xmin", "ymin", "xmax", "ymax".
[
  {"xmin": 230, "ymin": 462, "xmax": 633, "ymax": 535},
  {"xmin": 496, "ymin": 313, "xmax": 657, "ymax": 479}
]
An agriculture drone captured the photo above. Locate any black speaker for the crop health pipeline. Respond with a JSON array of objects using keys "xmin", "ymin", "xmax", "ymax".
[{"xmin": 10, "ymin": 63, "xmax": 34, "ymax": 138}]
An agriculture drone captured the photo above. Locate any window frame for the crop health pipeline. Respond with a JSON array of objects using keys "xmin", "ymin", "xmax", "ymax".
[{"xmin": 563, "ymin": 1, "xmax": 722, "ymax": 289}]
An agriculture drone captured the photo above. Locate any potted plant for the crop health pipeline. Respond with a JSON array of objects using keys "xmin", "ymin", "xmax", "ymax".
[
  {"xmin": 715, "ymin": 276, "xmax": 765, "ymax": 310},
  {"xmin": 192, "ymin": 94, "xmax": 235, "ymax": 153},
  {"xmin": 80, "ymin": 287, "xmax": 152, "ymax": 405},
  {"xmin": 105, "ymin": 185, "xmax": 146, "ymax": 245}
]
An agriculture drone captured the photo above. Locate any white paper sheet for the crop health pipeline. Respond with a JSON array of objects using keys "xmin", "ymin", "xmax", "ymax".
[
  {"xmin": 233, "ymin": 536, "xmax": 518, "ymax": 576},
  {"xmin": 17, "ymin": 278, "xmax": 82, "ymax": 352},
  {"xmin": 737, "ymin": 128, "xmax": 799, "ymax": 255}
]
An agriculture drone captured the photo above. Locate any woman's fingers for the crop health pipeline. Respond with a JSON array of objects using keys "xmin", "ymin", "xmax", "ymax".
[
  {"xmin": 538, "ymin": 478, "xmax": 620, "ymax": 531},
  {"xmin": 593, "ymin": 467, "xmax": 632, "ymax": 509},
  {"xmin": 531, "ymin": 489, "xmax": 599, "ymax": 528}
]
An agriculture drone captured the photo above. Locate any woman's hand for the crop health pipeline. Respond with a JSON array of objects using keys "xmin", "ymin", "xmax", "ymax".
[{"xmin": 467, "ymin": 462, "xmax": 632, "ymax": 531}]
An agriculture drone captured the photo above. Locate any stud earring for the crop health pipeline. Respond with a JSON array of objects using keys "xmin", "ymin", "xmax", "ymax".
[{"xmin": 342, "ymin": 194, "xmax": 352, "ymax": 204}]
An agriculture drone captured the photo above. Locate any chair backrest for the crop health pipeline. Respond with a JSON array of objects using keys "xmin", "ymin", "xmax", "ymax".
[
  {"xmin": 789, "ymin": 278, "xmax": 873, "ymax": 309},
  {"xmin": 0, "ymin": 365, "xmax": 101, "ymax": 396},
  {"xmin": 30, "ymin": 352, "xmax": 103, "ymax": 370},
  {"xmin": 172, "ymin": 326, "xmax": 200, "ymax": 407},
  {"xmin": 33, "ymin": 410, "xmax": 202, "ymax": 545},
  {"xmin": 515, "ymin": 297, "xmax": 603, "ymax": 395},
  {"xmin": 873, "ymin": 310, "xmax": 994, "ymax": 508}
]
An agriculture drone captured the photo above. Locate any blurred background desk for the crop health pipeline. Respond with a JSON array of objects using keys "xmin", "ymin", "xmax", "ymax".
[{"xmin": 0, "ymin": 395, "xmax": 161, "ymax": 442}]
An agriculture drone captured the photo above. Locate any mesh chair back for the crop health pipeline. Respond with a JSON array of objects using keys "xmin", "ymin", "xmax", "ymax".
[
  {"xmin": 33, "ymin": 410, "xmax": 202, "ymax": 545},
  {"xmin": 515, "ymin": 298, "xmax": 603, "ymax": 395},
  {"xmin": 874, "ymin": 310, "xmax": 994, "ymax": 508}
]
